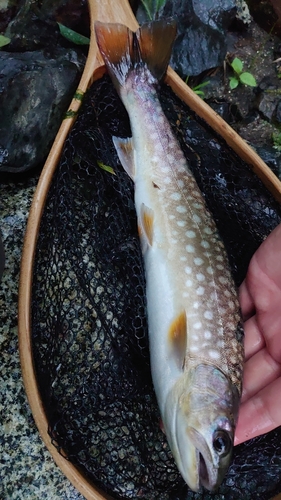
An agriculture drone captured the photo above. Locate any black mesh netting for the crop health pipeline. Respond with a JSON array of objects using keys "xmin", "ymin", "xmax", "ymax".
[{"xmin": 32, "ymin": 75, "xmax": 281, "ymax": 500}]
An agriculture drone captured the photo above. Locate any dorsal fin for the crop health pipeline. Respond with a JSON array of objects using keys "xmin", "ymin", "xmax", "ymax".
[{"xmin": 94, "ymin": 19, "xmax": 177, "ymax": 89}]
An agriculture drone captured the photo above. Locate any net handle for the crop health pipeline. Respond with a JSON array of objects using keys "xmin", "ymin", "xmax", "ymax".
[{"xmin": 18, "ymin": 0, "xmax": 281, "ymax": 499}]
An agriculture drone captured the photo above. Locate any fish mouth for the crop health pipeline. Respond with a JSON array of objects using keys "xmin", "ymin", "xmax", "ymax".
[
  {"xmin": 174, "ymin": 421, "xmax": 223, "ymax": 492},
  {"xmin": 187, "ymin": 426, "xmax": 225, "ymax": 492}
]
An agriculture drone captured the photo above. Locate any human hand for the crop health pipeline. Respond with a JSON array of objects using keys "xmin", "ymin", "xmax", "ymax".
[{"xmin": 235, "ymin": 223, "xmax": 281, "ymax": 445}]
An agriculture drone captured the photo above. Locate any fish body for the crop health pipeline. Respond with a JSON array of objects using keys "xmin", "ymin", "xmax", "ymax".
[{"xmin": 95, "ymin": 20, "xmax": 244, "ymax": 492}]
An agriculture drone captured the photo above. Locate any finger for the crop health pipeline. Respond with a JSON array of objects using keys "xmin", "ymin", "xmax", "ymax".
[
  {"xmin": 241, "ymin": 347, "xmax": 281, "ymax": 403},
  {"xmin": 234, "ymin": 377, "xmax": 281, "ymax": 445},
  {"xmin": 243, "ymin": 314, "xmax": 265, "ymax": 361},
  {"xmin": 239, "ymin": 279, "xmax": 255, "ymax": 321}
]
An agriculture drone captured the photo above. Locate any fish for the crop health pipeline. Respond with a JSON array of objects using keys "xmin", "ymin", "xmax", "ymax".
[{"xmin": 95, "ymin": 19, "xmax": 244, "ymax": 493}]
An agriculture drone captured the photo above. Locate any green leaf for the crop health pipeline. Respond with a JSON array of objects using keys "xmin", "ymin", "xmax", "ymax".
[
  {"xmin": 156, "ymin": 0, "xmax": 168, "ymax": 11},
  {"xmin": 58, "ymin": 23, "xmax": 90, "ymax": 45},
  {"xmin": 192, "ymin": 81, "xmax": 210, "ymax": 92},
  {"xmin": 140, "ymin": 0, "xmax": 153, "ymax": 20},
  {"xmin": 194, "ymin": 90, "xmax": 205, "ymax": 96},
  {"xmin": 231, "ymin": 57, "xmax": 243, "ymax": 75},
  {"xmin": 239, "ymin": 72, "xmax": 257, "ymax": 87},
  {"xmin": 229, "ymin": 77, "xmax": 239, "ymax": 89},
  {"xmin": 97, "ymin": 161, "xmax": 115, "ymax": 175},
  {"xmin": 0, "ymin": 35, "xmax": 11, "ymax": 48}
]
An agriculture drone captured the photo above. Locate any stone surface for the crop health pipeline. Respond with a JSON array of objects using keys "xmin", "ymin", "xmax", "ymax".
[
  {"xmin": 0, "ymin": 172, "xmax": 85, "ymax": 499},
  {"xmin": 0, "ymin": 48, "xmax": 85, "ymax": 173},
  {"xmin": 159, "ymin": 0, "xmax": 238, "ymax": 76}
]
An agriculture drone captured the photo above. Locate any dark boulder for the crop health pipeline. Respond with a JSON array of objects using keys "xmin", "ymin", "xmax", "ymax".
[
  {"xmin": 0, "ymin": 49, "xmax": 85, "ymax": 173},
  {"xmin": 160, "ymin": 0, "xmax": 238, "ymax": 76}
]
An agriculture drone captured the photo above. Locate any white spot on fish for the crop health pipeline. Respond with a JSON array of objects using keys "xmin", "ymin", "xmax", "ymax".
[
  {"xmin": 171, "ymin": 238, "xmax": 178, "ymax": 244},
  {"xmin": 164, "ymin": 177, "xmax": 172, "ymax": 184},
  {"xmin": 196, "ymin": 286, "xmax": 205, "ymax": 296},
  {"xmin": 201, "ymin": 240, "xmax": 210, "ymax": 249},
  {"xmin": 194, "ymin": 257, "xmax": 203, "ymax": 266},
  {"xmin": 216, "ymin": 264, "xmax": 224, "ymax": 271},
  {"xmin": 196, "ymin": 273, "xmax": 205, "ymax": 282},
  {"xmin": 204, "ymin": 227, "xmax": 213, "ymax": 235},
  {"xmin": 219, "ymin": 276, "xmax": 228, "ymax": 285},
  {"xmin": 177, "ymin": 179, "xmax": 184, "ymax": 188},
  {"xmin": 216, "ymin": 255, "xmax": 224, "ymax": 262},
  {"xmin": 192, "ymin": 334, "xmax": 199, "ymax": 341},
  {"xmin": 194, "ymin": 322, "xmax": 202, "ymax": 330},
  {"xmin": 193, "ymin": 202, "xmax": 203, "ymax": 210},
  {"xmin": 204, "ymin": 311, "xmax": 213, "ymax": 320},
  {"xmin": 186, "ymin": 230, "xmax": 196, "ymax": 238},
  {"xmin": 186, "ymin": 244, "xmax": 195, "ymax": 253},
  {"xmin": 180, "ymin": 256, "xmax": 187, "ymax": 261},
  {"xmin": 209, "ymin": 350, "xmax": 220, "ymax": 360},
  {"xmin": 192, "ymin": 214, "xmax": 201, "ymax": 224},
  {"xmin": 177, "ymin": 220, "xmax": 186, "ymax": 227},
  {"xmin": 207, "ymin": 266, "xmax": 213, "ymax": 274},
  {"xmin": 169, "ymin": 214, "xmax": 175, "ymax": 220},
  {"xmin": 171, "ymin": 192, "xmax": 181, "ymax": 201},
  {"xmin": 151, "ymin": 132, "xmax": 159, "ymax": 141},
  {"xmin": 204, "ymin": 330, "xmax": 212, "ymax": 339},
  {"xmin": 193, "ymin": 302, "xmax": 199, "ymax": 309},
  {"xmin": 176, "ymin": 205, "xmax": 187, "ymax": 213},
  {"xmin": 185, "ymin": 279, "xmax": 193, "ymax": 287},
  {"xmin": 185, "ymin": 266, "xmax": 192, "ymax": 274},
  {"xmin": 183, "ymin": 291, "xmax": 189, "ymax": 298},
  {"xmin": 190, "ymin": 345, "xmax": 199, "ymax": 352}
]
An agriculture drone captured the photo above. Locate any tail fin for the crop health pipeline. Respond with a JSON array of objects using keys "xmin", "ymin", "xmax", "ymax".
[{"xmin": 94, "ymin": 19, "xmax": 176, "ymax": 89}]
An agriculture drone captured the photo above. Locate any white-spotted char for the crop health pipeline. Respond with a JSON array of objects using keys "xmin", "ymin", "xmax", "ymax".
[{"xmin": 95, "ymin": 19, "xmax": 244, "ymax": 492}]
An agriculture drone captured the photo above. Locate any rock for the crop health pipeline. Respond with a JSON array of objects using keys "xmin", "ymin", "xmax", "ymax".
[
  {"xmin": 235, "ymin": 113, "xmax": 276, "ymax": 146},
  {"xmin": 255, "ymin": 145, "xmax": 281, "ymax": 179},
  {"xmin": 4, "ymin": 0, "xmax": 89, "ymax": 51},
  {"xmin": 0, "ymin": 0, "xmax": 19, "ymax": 33},
  {"xmin": 257, "ymin": 75, "xmax": 281, "ymax": 122},
  {"xmin": 0, "ymin": 232, "xmax": 4, "ymax": 281},
  {"xmin": 159, "ymin": 0, "xmax": 238, "ymax": 76},
  {"xmin": 0, "ymin": 48, "xmax": 85, "ymax": 173},
  {"xmin": 275, "ymin": 100, "xmax": 281, "ymax": 124}
]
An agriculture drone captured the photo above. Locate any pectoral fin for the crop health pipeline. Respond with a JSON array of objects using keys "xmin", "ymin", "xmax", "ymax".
[
  {"xmin": 168, "ymin": 311, "xmax": 187, "ymax": 370},
  {"xmin": 113, "ymin": 136, "xmax": 136, "ymax": 180},
  {"xmin": 140, "ymin": 203, "xmax": 154, "ymax": 247}
]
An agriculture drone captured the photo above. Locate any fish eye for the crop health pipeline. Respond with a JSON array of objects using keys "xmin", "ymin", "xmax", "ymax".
[{"xmin": 213, "ymin": 430, "xmax": 232, "ymax": 457}]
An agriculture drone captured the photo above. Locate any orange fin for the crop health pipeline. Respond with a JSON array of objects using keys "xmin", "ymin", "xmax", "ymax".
[
  {"xmin": 140, "ymin": 203, "xmax": 154, "ymax": 246},
  {"xmin": 113, "ymin": 136, "xmax": 135, "ymax": 180},
  {"xmin": 168, "ymin": 311, "xmax": 187, "ymax": 370},
  {"xmin": 94, "ymin": 19, "xmax": 177, "ymax": 89}
]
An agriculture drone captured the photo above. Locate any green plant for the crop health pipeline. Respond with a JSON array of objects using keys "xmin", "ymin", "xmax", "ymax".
[
  {"xmin": 272, "ymin": 129, "xmax": 281, "ymax": 152},
  {"xmin": 229, "ymin": 57, "xmax": 257, "ymax": 89},
  {"xmin": 57, "ymin": 23, "xmax": 90, "ymax": 45},
  {"xmin": 140, "ymin": 0, "xmax": 168, "ymax": 20},
  {"xmin": 185, "ymin": 76, "xmax": 210, "ymax": 99},
  {"xmin": 0, "ymin": 34, "xmax": 10, "ymax": 48}
]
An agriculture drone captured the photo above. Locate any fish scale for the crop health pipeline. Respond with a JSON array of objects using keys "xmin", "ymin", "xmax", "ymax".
[{"xmin": 95, "ymin": 19, "xmax": 244, "ymax": 493}]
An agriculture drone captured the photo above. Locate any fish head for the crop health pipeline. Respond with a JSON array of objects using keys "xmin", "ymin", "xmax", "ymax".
[{"xmin": 164, "ymin": 363, "xmax": 240, "ymax": 492}]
